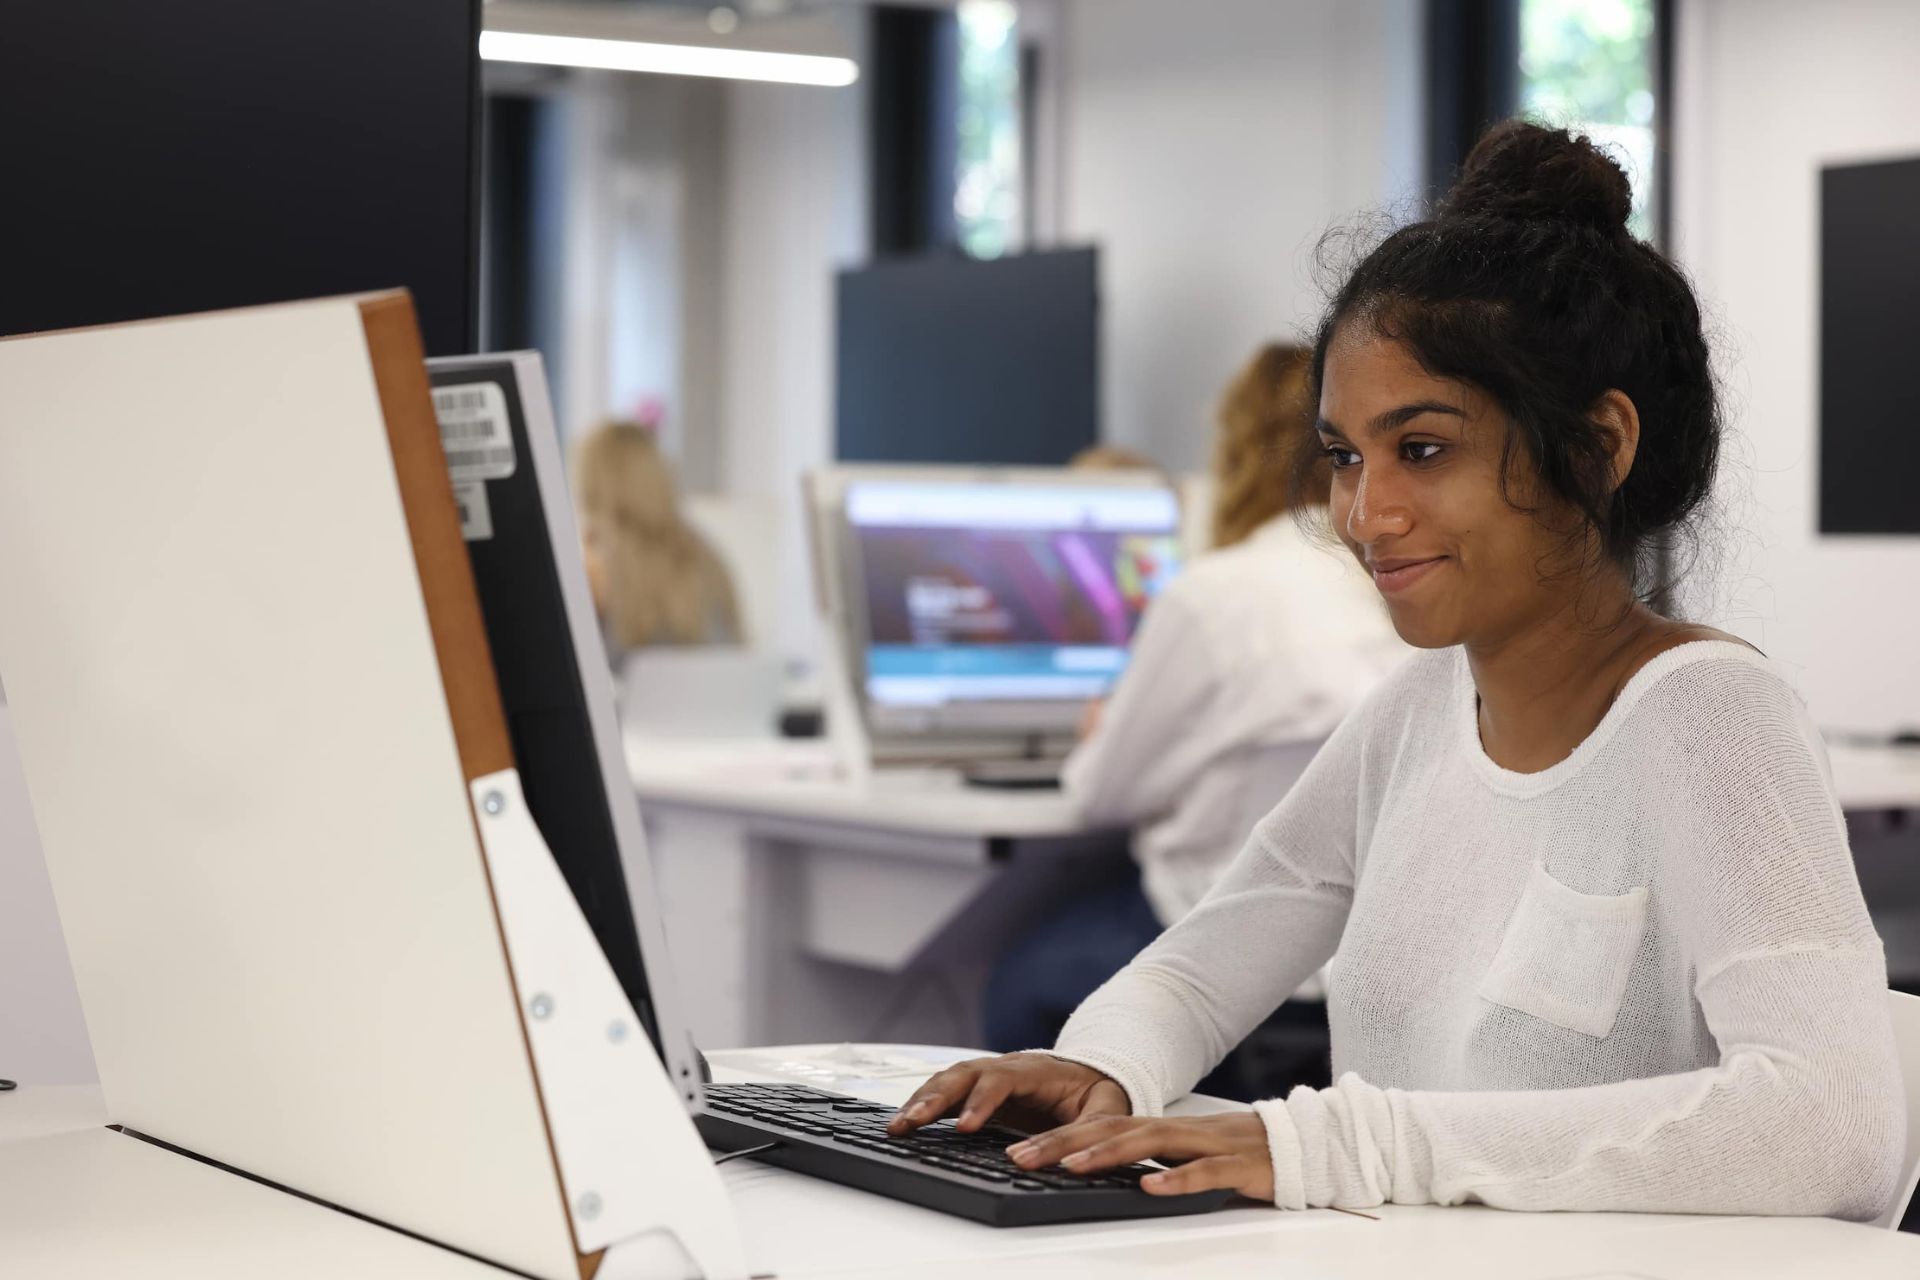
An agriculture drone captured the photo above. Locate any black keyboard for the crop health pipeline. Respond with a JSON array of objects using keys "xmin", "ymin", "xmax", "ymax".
[{"xmin": 696, "ymin": 1082, "xmax": 1233, "ymax": 1227}]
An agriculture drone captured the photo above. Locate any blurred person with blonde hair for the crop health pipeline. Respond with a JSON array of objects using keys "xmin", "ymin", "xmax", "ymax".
[
  {"xmin": 983, "ymin": 344, "xmax": 1406, "ymax": 1097},
  {"xmin": 573, "ymin": 421, "xmax": 742, "ymax": 657}
]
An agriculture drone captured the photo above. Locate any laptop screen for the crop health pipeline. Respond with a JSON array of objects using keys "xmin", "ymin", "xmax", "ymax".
[{"xmin": 845, "ymin": 480, "xmax": 1182, "ymax": 711}]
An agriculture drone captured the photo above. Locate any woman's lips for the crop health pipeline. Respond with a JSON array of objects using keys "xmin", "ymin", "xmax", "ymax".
[{"xmin": 1370, "ymin": 556, "xmax": 1446, "ymax": 595}]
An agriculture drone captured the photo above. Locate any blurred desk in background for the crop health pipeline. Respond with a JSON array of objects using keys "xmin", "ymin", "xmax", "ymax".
[
  {"xmin": 1831, "ymin": 742, "xmax": 1920, "ymax": 814},
  {"xmin": 628, "ymin": 737, "xmax": 1129, "ymax": 1050},
  {"xmin": 1833, "ymin": 743, "xmax": 1920, "ymax": 992}
]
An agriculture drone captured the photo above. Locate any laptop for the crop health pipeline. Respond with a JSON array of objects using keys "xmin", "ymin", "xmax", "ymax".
[{"xmin": 428, "ymin": 352, "xmax": 1229, "ymax": 1227}]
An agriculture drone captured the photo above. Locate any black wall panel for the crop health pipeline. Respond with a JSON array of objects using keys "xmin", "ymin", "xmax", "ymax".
[
  {"xmin": 0, "ymin": 0, "xmax": 481, "ymax": 355},
  {"xmin": 1820, "ymin": 156, "xmax": 1920, "ymax": 535},
  {"xmin": 836, "ymin": 248, "xmax": 1099, "ymax": 467}
]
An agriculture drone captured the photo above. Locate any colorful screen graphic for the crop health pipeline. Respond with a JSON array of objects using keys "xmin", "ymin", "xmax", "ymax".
[{"xmin": 847, "ymin": 482, "xmax": 1181, "ymax": 707}]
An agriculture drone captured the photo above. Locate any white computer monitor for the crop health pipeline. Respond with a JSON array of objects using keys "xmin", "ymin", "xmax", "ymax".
[{"xmin": 812, "ymin": 466, "xmax": 1183, "ymax": 750}]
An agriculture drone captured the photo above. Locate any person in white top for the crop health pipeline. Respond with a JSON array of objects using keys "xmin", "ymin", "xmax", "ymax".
[
  {"xmin": 889, "ymin": 120, "xmax": 1906, "ymax": 1222},
  {"xmin": 981, "ymin": 349, "xmax": 1404, "ymax": 1083},
  {"xmin": 1062, "ymin": 346, "xmax": 1407, "ymax": 932}
]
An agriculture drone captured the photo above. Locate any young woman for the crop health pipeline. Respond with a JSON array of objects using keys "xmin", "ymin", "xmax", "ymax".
[{"xmin": 888, "ymin": 121, "xmax": 1906, "ymax": 1220}]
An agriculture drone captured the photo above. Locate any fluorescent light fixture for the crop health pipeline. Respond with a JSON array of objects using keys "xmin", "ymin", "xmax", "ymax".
[{"xmin": 479, "ymin": 30, "xmax": 859, "ymax": 87}]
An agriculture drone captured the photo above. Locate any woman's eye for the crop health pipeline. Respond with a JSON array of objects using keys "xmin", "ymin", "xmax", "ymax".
[
  {"xmin": 1402, "ymin": 441, "xmax": 1444, "ymax": 464},
  {"xmin": 1324, "ymin": 445, "xmax": 1360, "ymax": 469}
]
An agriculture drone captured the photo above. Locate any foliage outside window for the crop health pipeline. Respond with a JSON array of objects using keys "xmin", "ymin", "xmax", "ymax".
[
  {"xmin": 955, "ymin": 0, "xmax": 1022, "ymax": 259},
  {"xmin": 1518, "ymin": 0, "xmax": 1657, "ymax": 240}
]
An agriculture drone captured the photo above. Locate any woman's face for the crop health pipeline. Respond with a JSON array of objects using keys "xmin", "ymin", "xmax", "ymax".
[{"xmin": 1316, "ymin": 328, "xmax": 1582, "ymax": 650}]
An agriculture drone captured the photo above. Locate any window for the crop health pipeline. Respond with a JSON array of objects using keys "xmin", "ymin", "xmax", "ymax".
[
  {"xmin": 954, "ymin": 0, "xmax": 1022, "ymax": 259},
  {"xmin": 1518, "ymin": 0, "xmax": 1660, "ymax": 240}
]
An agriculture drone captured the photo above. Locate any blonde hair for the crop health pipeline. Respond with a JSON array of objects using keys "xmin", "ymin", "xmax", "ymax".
[
  {"xmin": 1209, "ymin": 343, "xmax": 1326, "ymax": 548},
  {"xmin": 572, "ymin": 422, "xmax": 743, "ymax": 650},
  {"xmin": 1068, "ymin": 443, "xmax": 1165, "ymax": 476}
]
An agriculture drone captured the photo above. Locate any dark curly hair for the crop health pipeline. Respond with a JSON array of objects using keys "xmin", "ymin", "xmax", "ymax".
[{"xmin": 1295, "ymin": 119, "xmax": 1721, "ymax": 599}]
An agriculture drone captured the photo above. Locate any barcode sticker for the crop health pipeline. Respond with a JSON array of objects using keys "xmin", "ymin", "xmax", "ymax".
[
  {"xmin": 452, "ymin": 481, "xmax": 494, "ymax": 542},
  {"xmin": 431, "ymin": 382, "xmax": 516, "ymax": 481}
]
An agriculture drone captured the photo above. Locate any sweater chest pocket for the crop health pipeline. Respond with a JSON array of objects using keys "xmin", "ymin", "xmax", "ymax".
[{"xmin": 1477, "ymin": 861, "xmax": 1649, "ymax": 1038}]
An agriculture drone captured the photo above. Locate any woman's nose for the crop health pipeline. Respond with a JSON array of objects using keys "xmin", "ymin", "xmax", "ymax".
[{"xmin": 1345, "ymin": 467, "xmax": 1412, "ymax": 544}]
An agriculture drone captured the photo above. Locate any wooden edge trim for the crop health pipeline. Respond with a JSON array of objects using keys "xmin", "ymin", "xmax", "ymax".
[
  {"xmin": 358, "ymin": 294, "xmax": 513, "ymax": 780},
  {"xmin": 357, "ymin": 295, "xmax": 600, "ymax": 1278}
]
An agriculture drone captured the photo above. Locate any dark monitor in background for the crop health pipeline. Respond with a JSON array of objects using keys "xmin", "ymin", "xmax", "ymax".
[
  {"xmin": 1820, "ymin": 155, "xmax": 1920, "ymax": 535},
  {"xmin": 0, "ymin": 0, "xmax": 481, "ymax": 355},
  {"xmin": 835, "ymin": 247, "xmax": 1100, "ymax": 466}
]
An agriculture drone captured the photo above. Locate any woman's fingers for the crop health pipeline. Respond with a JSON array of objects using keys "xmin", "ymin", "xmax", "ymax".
[
  {"xmin": 890, "ymin": 1054, "xmax": 1131, "ymax": 1137},
  {"xmin": 1008, "ymin": 1115, "xmax": 1218, "ymax": 1170},
  {"xmin": 1141, "ymin": 1154, "xmax": 1259, "ymax": 1197},
  {"xmin": 887, "ymin": 1063, "xmax": 978, "ymax": 1134},
  {"xmin": 953, "ymin": 1071, "xmax": 1017, "ymax": 1132}
]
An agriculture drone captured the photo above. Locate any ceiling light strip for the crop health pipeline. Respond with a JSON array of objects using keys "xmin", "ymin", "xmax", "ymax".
[{"xmin": 478, "ymin": 30, "xmax": 859, "ymax": 87}]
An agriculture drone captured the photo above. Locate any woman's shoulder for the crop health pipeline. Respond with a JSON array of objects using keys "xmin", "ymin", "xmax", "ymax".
[{"xmin": 1612, "ymin": 628, "xmax": 1815, "ymax": 759}]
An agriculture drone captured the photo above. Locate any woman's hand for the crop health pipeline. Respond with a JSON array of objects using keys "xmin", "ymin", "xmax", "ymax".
[
  {"xmin": 1007, "ymin": 1112, "xmax": 1275, "ymax": 1200},
  {"xmin": 887, "ymin": 1052, "xmax": 1130, "ymax": 1137}
]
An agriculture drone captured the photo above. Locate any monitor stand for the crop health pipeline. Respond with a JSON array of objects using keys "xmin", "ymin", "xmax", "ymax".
[{"xmin": 959, "ymin": 757, "xmax": 1063, "ymax": 790}]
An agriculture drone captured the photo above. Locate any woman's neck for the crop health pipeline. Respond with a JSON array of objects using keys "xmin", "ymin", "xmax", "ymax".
[{"xmin": 1465, "ymin": 582, "xmax": 1667, "ymax": 774}]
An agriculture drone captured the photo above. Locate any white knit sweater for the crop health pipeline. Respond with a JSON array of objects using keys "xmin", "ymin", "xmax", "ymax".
[{"xmin": 1050, "ymin": 641, "xmax": 1906, "ymax": 1220}]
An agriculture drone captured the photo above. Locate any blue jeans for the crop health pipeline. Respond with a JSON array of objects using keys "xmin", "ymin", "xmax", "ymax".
[{"xmin": 983, "ymin": 881, "xmax": 1164, "ymax": 1055}]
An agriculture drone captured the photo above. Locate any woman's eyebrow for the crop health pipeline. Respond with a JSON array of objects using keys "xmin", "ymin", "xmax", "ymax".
[
  {"xmin": 1317, "ymin": 400, "xmax": 1466, "ymax": 440},
  {"xmin": 1369, "ymin": 400, "xmax": 1466, "ymax": 434}
]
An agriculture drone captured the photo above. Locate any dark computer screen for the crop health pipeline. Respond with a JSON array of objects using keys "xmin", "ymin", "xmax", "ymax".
[
  {"xmin": 428, "ymin": 358, "xmax": 665, "ymax": 1062},
  {"xmin": 0, "ymin": 0, "xmax": 480, "ymax": 355},
  {"xmin": 1820, "ymin": 155, "xmax": 1920, "ymax": 535},
  {"xmin": 835, "ymin": 248, "xmax": 1100, "ymax": 466}
]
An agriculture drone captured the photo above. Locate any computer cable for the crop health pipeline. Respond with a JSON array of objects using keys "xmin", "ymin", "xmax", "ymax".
[{"xmin": 713, "ymin": 1141, "xmax": 781, "ymax": 1166}]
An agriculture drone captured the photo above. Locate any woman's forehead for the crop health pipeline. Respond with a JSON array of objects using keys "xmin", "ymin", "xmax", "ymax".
[{"xmin": 1321, "ymin": 333, "xmax": 1484, "ymax": 422}]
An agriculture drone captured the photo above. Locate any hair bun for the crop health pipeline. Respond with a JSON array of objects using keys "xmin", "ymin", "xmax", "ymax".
[{"xmin": 1437, "ymin": 120, "xmax": 1633, "ymax": 232}]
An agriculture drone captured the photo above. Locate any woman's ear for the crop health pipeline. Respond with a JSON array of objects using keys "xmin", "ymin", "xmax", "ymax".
[{"xmin": 1592, "ymin": 390, "xmax": 1641, "ymax": 493}]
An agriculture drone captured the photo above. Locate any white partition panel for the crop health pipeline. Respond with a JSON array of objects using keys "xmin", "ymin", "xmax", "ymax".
[{"xmin": 0, "ymin": 298, "xmax": 579, "ymax": 1279}]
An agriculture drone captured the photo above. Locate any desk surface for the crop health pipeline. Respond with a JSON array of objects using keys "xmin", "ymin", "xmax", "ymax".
[
  {"xmin": 627, "ymin": 737, "xmax": 1092, "ymax": 838},
  {"xmin": 8, "ymin": 1052, "xmax": 1917, "ymax": 1279},
  {"xmin": 0, "ymin": 1088, "xmax": 499, "ymax": 1279},
  {"xmin": 630, "ymin": 735, "xmax": 1920, "ymax": 833}
]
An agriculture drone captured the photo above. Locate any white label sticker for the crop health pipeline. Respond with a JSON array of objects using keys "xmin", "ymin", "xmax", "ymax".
[
  {"xmin": 452, "ymin": 481, "xmax": 494, "ymax": 542},
  {"xmin": 432, "ymin": 382, "xmax": 517, "ymax": 481}
]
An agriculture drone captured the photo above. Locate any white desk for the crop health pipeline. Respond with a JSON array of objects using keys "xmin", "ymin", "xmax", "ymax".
[
  {"xmin": 630, "ymin": 738, "xmax": 1130, "ymax": 1050},
  {"xmin": 7, "ymin": 1048, "xmax": 1917, "ymax": 1279},
  {"xmin": 0, "ymin": 1087, "xmax": 504, "ymax": 1278}
]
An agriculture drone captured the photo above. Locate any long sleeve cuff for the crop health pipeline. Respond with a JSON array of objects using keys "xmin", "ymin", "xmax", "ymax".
[
  {"xmin": 1253, "ymin": 1096, "xmax": 1306, "ymax": 1209},
  {"xmin": 1255, "ymin": 1074, "xmax": 1401, "ymax": 1210}
]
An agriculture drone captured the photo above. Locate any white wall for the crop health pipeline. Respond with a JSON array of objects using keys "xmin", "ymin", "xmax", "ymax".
[
  {"xmin": 0, "ymin": 703, "xmax": 95, "ymax": 1084},
  {"xmin": 1673, "ymin": 0, "xmax": 1920, "ymax": 731},
  {"xmin": 1057, "ymin": 0, "xmax": 1424, "ymax": 471},
  {"xmin": 714, "ymin": 28, "xmax": 871, "ymax": 664}
]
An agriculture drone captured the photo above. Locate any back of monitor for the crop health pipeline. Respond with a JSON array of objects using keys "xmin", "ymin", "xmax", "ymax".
[{"xmin": 0, "ymin": 296, "xmax": 741, "ymax": 1279}]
